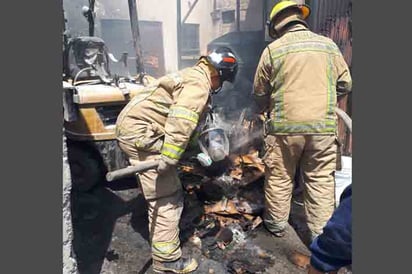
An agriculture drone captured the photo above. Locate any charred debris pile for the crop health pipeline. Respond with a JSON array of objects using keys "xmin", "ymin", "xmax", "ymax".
[{"xmin": 177, "ymin": 109, "xmax": 277, "ymax": 273}]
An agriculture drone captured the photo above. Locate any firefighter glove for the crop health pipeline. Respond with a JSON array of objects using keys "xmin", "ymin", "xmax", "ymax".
[{"xmin": 157, "ymin": 158, "xmax": 173, "ymax": 174}]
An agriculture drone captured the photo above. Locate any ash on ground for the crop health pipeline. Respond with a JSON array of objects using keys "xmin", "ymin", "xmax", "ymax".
[{"xmin": 70, "ymin": 171, "xmax": 318, "ymax": 274}]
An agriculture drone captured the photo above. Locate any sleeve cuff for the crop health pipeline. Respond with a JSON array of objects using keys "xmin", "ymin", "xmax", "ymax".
[{"xmin": 160, "ymin": 154, "xmax": 179, "ymax": 166}]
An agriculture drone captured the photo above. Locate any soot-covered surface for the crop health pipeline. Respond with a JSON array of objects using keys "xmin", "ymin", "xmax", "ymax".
[{"xmin": 71, "ymin": 175, "xmax": 316, "ymax": 274}]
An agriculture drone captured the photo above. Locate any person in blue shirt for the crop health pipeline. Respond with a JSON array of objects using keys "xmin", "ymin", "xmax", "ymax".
[{"xmin": 308, "ymin": 185, "xmax": 352, "ymax": 274}]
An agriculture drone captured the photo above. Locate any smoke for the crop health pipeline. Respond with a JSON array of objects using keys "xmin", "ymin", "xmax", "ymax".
[
  {"xmin": 230, "ymin": 127, "xmax": 263, "ymax": 153},
  {"xmin": 212, "ymin": 106, "xmax": 264, "ymax": 155}
]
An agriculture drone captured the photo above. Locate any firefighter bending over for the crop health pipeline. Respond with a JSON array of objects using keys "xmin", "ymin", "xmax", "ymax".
[{"xmin": 115, "ymin": 47, "xmax": 238, "ymax": 273}]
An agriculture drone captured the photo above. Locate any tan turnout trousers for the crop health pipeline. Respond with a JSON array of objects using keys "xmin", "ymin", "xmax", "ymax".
[
  {"xmin": 262, "ymin": 135, "xmax": 338, "ymax": 239},
  {"xmin": 116, "ymin": 62, "xmax": 213, "ymax": 262},
  {"xmin": 253, "ymin": 23, "xmax": 351, "ymax": 241},
  {"xmin": 119, "ymin": 141, "xmax": 183, "ymax": 262}
]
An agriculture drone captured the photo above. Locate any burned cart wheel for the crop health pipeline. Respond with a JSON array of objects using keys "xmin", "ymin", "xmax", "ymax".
[{"xmin": 67, "ymin": 143, "xmax": 106, "ymax": 192}]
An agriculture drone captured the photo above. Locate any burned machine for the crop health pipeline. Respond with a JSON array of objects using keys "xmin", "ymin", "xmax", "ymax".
[{"xmin": 63, "ymin": 0, "xmax": 153, "ymax": 191}]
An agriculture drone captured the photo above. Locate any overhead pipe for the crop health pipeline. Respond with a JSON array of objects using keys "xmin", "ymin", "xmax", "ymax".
[
  {"xmin": 182, "ymin": 0, "xmax": 199, "ymax": 24},
  {"xmin": 177, "ymin": 0, "xmax": 182, "ymax": 69}
]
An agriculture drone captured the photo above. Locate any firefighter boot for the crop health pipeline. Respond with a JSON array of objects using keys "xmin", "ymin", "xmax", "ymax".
[{"xmin": 152, "ymin": 257, "xmax": 198, "ymax": 273}]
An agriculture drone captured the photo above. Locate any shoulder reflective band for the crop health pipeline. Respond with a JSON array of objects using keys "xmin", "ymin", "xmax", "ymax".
[
  {"xmin": 169, "ymin": 106, "xmax": 199, "ymax": 124},
  {"xmin": 161, "ymin": 143, "xmax": 185, "ymax": 160},
  {"xmin": 269, "ymin": 41, "xmax": 341, "ymax": 60}
]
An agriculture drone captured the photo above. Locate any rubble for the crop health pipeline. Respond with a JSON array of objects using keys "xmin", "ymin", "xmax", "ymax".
[
  {"xmin": 289, "ymin": 251, "xmax": 311, "ymax": 270},
  {"xmin": 71, "ymin": 112, "xmax": 311, "ymax": 273},
  {"xmin": 180, "ymin": 149, "xmax": 265, "ymax": 228},
  {"xmin": 174, "ymin": 112, "xmax": 279, "ymax": 273}
]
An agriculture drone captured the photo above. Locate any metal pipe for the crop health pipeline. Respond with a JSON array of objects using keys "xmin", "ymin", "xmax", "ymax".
[
  {"xmin": 106, "ymin": 160, "xmax": 160, "ymax": 182},
  {"xmin": 177, "ymin": 0, "xmax": 182, "ymax": 69},
  {"xmin": 88, "ymin": 0, "xmax": 95, "ymax": 36},
  {"xmin": 236, "ymin": 0, "xmax": 241, "ymax": 32},
  {"xmin": 262, "ymin": 0, "xmax": 267, "ymax": 41},
  {"xmin": 128, "ymin": 0, "xmax": 145, "ymax": 75},
  {"xmin": 182, "ymin": 0, "xmax": 199, "ymax": 24}
]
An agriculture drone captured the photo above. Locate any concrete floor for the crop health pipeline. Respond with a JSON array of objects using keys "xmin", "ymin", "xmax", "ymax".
[{"xmin": 71, "ymin": 180, "xmax": 318, "ymax": 274}]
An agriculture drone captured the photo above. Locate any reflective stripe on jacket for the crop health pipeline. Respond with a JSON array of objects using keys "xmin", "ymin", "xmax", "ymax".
[{"xmin": 253, "ymin": 24, "xmax": 352, "ymax": 135}]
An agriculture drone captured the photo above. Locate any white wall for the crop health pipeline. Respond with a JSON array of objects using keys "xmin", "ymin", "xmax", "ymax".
[
  {"xmin": 95, "ymin": 0, "xmax": 179, "ymax": 73},
  {"xmin": 181, "ymin": 0, "xmax": 214, "ymax": 56},
  {"xmin": 65, "ymin": 0, "xmax": 270, "ymax": 74},
  {"xmin": 92, "ymin": 0, "xmax": 271, "ymax": 73},
  {"xmin": 136, "ymin": 0, "xmax": 179, "ymax": 73}
]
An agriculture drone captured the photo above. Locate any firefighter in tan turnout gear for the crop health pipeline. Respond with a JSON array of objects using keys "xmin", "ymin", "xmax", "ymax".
[
  {"xmin": 253, "ymin": 1, "xmax": 352, "ymax": 242},
  {"xmin": 116, "ymin": 47, "xmax": 238, "ymax": 273}
]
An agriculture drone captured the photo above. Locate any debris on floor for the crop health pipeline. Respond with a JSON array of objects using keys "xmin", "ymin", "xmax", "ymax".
[{"xmin": 176, "ymin": 149, "xmax": 277, "ymax": 271}]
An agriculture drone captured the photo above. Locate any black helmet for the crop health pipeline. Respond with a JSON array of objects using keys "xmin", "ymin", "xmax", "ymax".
[{"xmin": 206, "ymin": 47, "xmax": 238, "ymax": 84}]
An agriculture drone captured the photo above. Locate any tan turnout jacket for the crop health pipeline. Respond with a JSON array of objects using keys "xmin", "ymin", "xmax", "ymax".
[
  {"xmin": 253, "ymin": 24, "xmax": 352, "ymax": 135},
  {"xmin": 116, "ymin": 62, "xmax": 212, "ymax": 164}
]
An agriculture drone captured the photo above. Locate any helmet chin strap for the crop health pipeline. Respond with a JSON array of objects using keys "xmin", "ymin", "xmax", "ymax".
[
  {"xmin": 211, "ymin": 85, "xmax": 222, "ymax": 94},
  {"xmin": 210, "ymin": 70, "xmax": 222, "ymax": 94}
]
